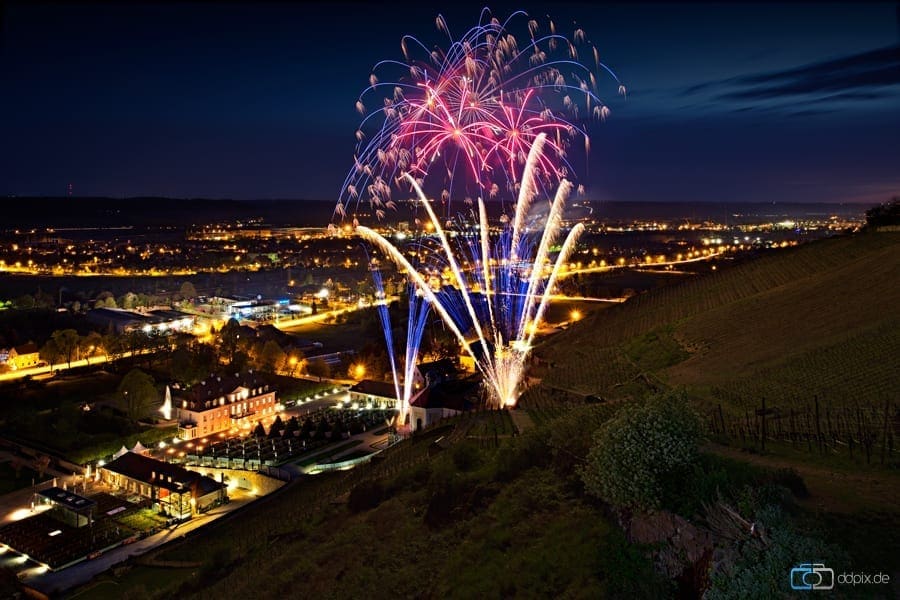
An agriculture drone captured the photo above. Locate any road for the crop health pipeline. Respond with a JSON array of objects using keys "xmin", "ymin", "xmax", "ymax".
[
  {"xmin": 20, "ymin": 487, "xmax": 258, "ymax": 596},
  {"xmin": 0, "ymin": 301, "xmax": 372, "ymax": 384},
  {"xmin": 0, "ymin": 349, "xmax": 154, "ymax": 383}
]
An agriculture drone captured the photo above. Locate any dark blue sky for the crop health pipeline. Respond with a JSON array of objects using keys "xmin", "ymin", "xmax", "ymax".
[{"xmin": 2, "ymin": 1, "xmax": 898, "ymax": 204}]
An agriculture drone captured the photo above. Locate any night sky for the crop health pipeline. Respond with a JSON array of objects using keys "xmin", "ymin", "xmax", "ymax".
[{"xmin": 2, "ymin": 1, "xmax": 898, "ymax": 205}]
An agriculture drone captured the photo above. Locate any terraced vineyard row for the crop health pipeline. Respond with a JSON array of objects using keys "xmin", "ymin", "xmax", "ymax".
[
  {"xmin": 517, "ymin": 386, "xmax": 583, "ymax": 425},
  {"xmin": 542, "ymin": 233, "xmax": 895, "ymax": 354},
  {"xmin": 708, "ymin": 321, "xmax": 900, "ymax": 413},
  {"xmin": 537, "ymin": 346, "xmax": 645, "ymax": 399}
]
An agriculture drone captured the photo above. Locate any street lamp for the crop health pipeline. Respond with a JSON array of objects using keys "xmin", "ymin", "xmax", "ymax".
[{"xmin": 353, "ymin": 364, "xmax": 366, "ymax": 380}]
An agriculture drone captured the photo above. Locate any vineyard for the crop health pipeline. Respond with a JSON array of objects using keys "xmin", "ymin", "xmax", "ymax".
[
  {"xmin": 517, "ymin": 386, "xmax": 588, "ymax": 426},
  {"xmin": 707, "ymin": 396, "xmax": 898, "ymax": 466},
  {"xmin": 533, "ymin": 231, "xmax": 900, "ymax": 415}
]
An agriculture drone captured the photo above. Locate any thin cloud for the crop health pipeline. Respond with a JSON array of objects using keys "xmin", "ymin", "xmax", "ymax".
[{"xmin": 684, "ymin": 45, "xmax": 900, "ymax": 106}]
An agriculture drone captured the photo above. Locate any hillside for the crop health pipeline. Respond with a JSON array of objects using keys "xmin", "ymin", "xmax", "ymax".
[{"xmin": 533, "ymin": 230, "xmax": 900, "ymax": 412}]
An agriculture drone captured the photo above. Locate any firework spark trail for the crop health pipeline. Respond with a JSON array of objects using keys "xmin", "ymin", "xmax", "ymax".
[
  {"xmin": 338, "ymin": 9, "xmax": 624, "ymax": 221},
  {"xmin": 369, "ymin": 264, "xmax": 401, "ymax": 402},
  {"xmin": 356, "ymin": 227, "xmax": 504, "ymax": 399},
  {"xmin": 362, "ymin": 136, "xmax": 582, "ymax": 407},
  {"xmin": 403, "ymin": 288, "xmax": 430, "ymax": 422},
  {"xmin": 368, "ymin": 263, "xmax": 431, "ymax": 425}
]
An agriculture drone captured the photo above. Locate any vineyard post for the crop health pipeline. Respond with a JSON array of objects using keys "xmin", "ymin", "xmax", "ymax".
[
  {"xmin": 760, "ymin": 397, "xmax": 767, "ymax": 452},
  {"xmin": 805, "ymin": 409, "xmax": 812, "ymax": 452},
  {"xmin": 855, "ymin": 405, "xmax": 864, "ymax": 463},
  {"xmin": 790, "ymin": 408, "xmax": 796, "ymax": 448},
  {"xmin": 848, "ymin": 409, "xmax": 854, "ymax": 458},
  {"xmin": 826, "ymin": 405, "xmax": 835, "ymax": 454},
  {"xmin": 814, "ymin": 396, "xmax": 823, "ymax": 455},
  {"xmin": 882, "ymin": 399, "xmax": 891, "ymax": 465}
]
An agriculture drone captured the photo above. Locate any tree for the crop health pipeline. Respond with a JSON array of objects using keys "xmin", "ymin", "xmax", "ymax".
[
  {"xmin": 268, "ymin": 415, "xmax": 285, "ymax": 438},
  {"xmin": 286, "ymin": 350, "xmax": 305, "ymax": 376},
  {"xmin": 306, "ymin": 358, "xmax": 331, "ymax": 380},
  {"xmin": 33, "ymin": 455, "xmax": 50, "ymax": 479},
  {"xmin": 252, "ymin": 421, "xmax": 266, "ymax": 438},
  {"xmin": 284, "ymin": 416, "xmax": 300, "ymax": 437},
  {"xmin": 580, "ymin": 393, "xmax": 702, "ymax": 511},
  {"xmin": 219, "ymin": 318, "xmax": 242, "ymax": 363},
  {"xmin": 34, "ymin": 288, "xmax": 55, "ymax": 309},
  {"xmin": 102, "ymin": 330, "xmax": 125, "ymax": 362},
  {"xmin": 13, "ymin": 294, "xmax": 35, "ymax": 310},
  {"xmin": 82, "ymin": 331, "xmax": 103, "ymax": 365},
  {"xmin": 52, "ymin": 329, "xmax": 80, "ymax": 369},
  {"xmin": 179, "ymin": 281, "xmax": 198, "ymax": 302},
  {"xmin": 121, "ymin": 292, "xmax": 138, "ymax": 310},
  {"xmin": 40, "ymin": 338, "xmax": 63, "ymax": 369},
  {"xmin": 257, "ymin": 340, "xmax": 286, "ymax": 374},
  {"xmin": 865, "ymin": 197, "xmax": 900, "ymax": 228},
  {"xmin": 118, "ymin": 368, "xmax": 158, "ymax": 421}
]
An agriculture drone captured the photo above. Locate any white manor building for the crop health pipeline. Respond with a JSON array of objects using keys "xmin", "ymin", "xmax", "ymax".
[{"xmin": 174, "ymin": 372, "xmax": 278, "ymax": 440}]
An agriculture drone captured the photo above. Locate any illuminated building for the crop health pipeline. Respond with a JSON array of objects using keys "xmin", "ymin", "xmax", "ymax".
[
  {"xmin": 347, "ymin": 380, "xmax": 397, "ymax": 409},
  {"xmin": 86, "ymin": 307, "xmax": 194, "ymax": 335},
  {"xmin": 0, "ymin": 342, "xmax": 40, "ymax": 370},
  {"xmin": 174, "ymin": 372, "xmax": 277, "ymax": 440},
  {"xmin": 100, "ymin": 452, "xmax": 226, "ymax": 519}
]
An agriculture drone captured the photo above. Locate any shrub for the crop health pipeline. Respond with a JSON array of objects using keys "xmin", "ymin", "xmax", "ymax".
[
  {"xmin": 547, "ymin": 403, "xmax": 622, "ymax": 479},
  {"xmin": 451, "ymin": 442, "xmax": 482, "ymax": 472},
  {"xmin": 707, "ymin": 505, "xmax": 844, "ymax": 599},
  {"xmin": 493, "ymin": 428, "xmax": 551, "ymax": 482},
  {"xmin": 579, "ymin": 392, "xmax": 702, "ymax": 510}
]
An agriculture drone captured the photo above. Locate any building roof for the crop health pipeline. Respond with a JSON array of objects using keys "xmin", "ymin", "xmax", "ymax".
[
  {"xmin": 103, "ymin": 451, "xmax": 225, "ymax": 496},
  {"xmin": 14, "ymin": 342, "xmax": 38, "ymax": 355},
  {"xmin": 176, "ymin": 371, "xmax": 271, "ymax": 409},
  {"xmin": 417, "ymin": 358, "xmax": 457, "ymax": 381},
  {"xmin": 410, "ymin": 377, "xmax": 480, "ymax": 412},
  {"xmin": 147, "ymin": 309, "xmax": 194, "ymax": 321},
  {"xmin": 87, "ymin": 307, "xmax": 152, "ymax": 325},
  {"xmin": 37, "ymin": 487, "xmax": 97, "ymax": 513},
  {"xmin": 349, "ymin": 379, "xmax": 397, "ymax": 399}
]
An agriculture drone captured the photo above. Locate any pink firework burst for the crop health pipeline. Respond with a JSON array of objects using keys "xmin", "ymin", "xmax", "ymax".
[{"xmin": 336, "ymin": 8, "xmax": 624, "ymax": 221}]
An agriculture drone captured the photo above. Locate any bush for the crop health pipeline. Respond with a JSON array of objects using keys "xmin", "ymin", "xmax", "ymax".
[
  {"xmin": 579, "ymin": 392, "xmax": 702, "ymax": 510},
  {"xmin": 707, "ymin": 505, "xmax": 844, "ymax": 599},
  {"xmin": 493, "ymin": 428, "xmax": 551, "ymax": 482},
  {"xmin": 547, "ymin": 403, "xmax": 622, "ymax": 479},
  {"xmin": 451, "ymin": 442, "xmax": 482, "ymax": 472}
]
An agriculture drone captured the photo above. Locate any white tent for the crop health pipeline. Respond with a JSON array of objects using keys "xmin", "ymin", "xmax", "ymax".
[
  {"xmin": 131, "ymin": 442, "xmax": 149, "ymax": 455},
  {"xmin": 112, "ymin": 445, "xmax": 129, "ymax": 460}
]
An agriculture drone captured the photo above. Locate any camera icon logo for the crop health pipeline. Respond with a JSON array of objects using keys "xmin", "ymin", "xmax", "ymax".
[{"xmin": 790, "ymin": 563, "xmax": 835, "ymax": 591}]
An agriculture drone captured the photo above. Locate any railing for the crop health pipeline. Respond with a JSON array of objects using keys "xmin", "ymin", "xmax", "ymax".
[{"xmin": 304, "ymin": 452, "xmax": 378, "ymax": 475}]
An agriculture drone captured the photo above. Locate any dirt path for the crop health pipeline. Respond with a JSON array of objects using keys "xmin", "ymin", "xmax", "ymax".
[
  {"xmin": 707, "ymin": 443, "xmax": 900, "ymax": 515},
  {"xmin": 509, "ymin": 410, "xmax": 535, "ymax": 434}
]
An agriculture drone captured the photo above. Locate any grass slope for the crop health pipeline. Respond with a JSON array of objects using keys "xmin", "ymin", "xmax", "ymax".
[{"xmin": 536, "ymin": 231, "xmax": 900, "ymax": 410}]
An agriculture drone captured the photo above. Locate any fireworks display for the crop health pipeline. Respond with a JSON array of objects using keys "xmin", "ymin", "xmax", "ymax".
[
  {"xmin": 360, "ymin": 134, "xmax": 585, "ymax": 408},
  {"xmin": 337, "ymin": 8, "xmax": 624, "ymax": 221},
  {"xmin": 344, "ymin": 9, "xmax": 624, "ymax": 414}
]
